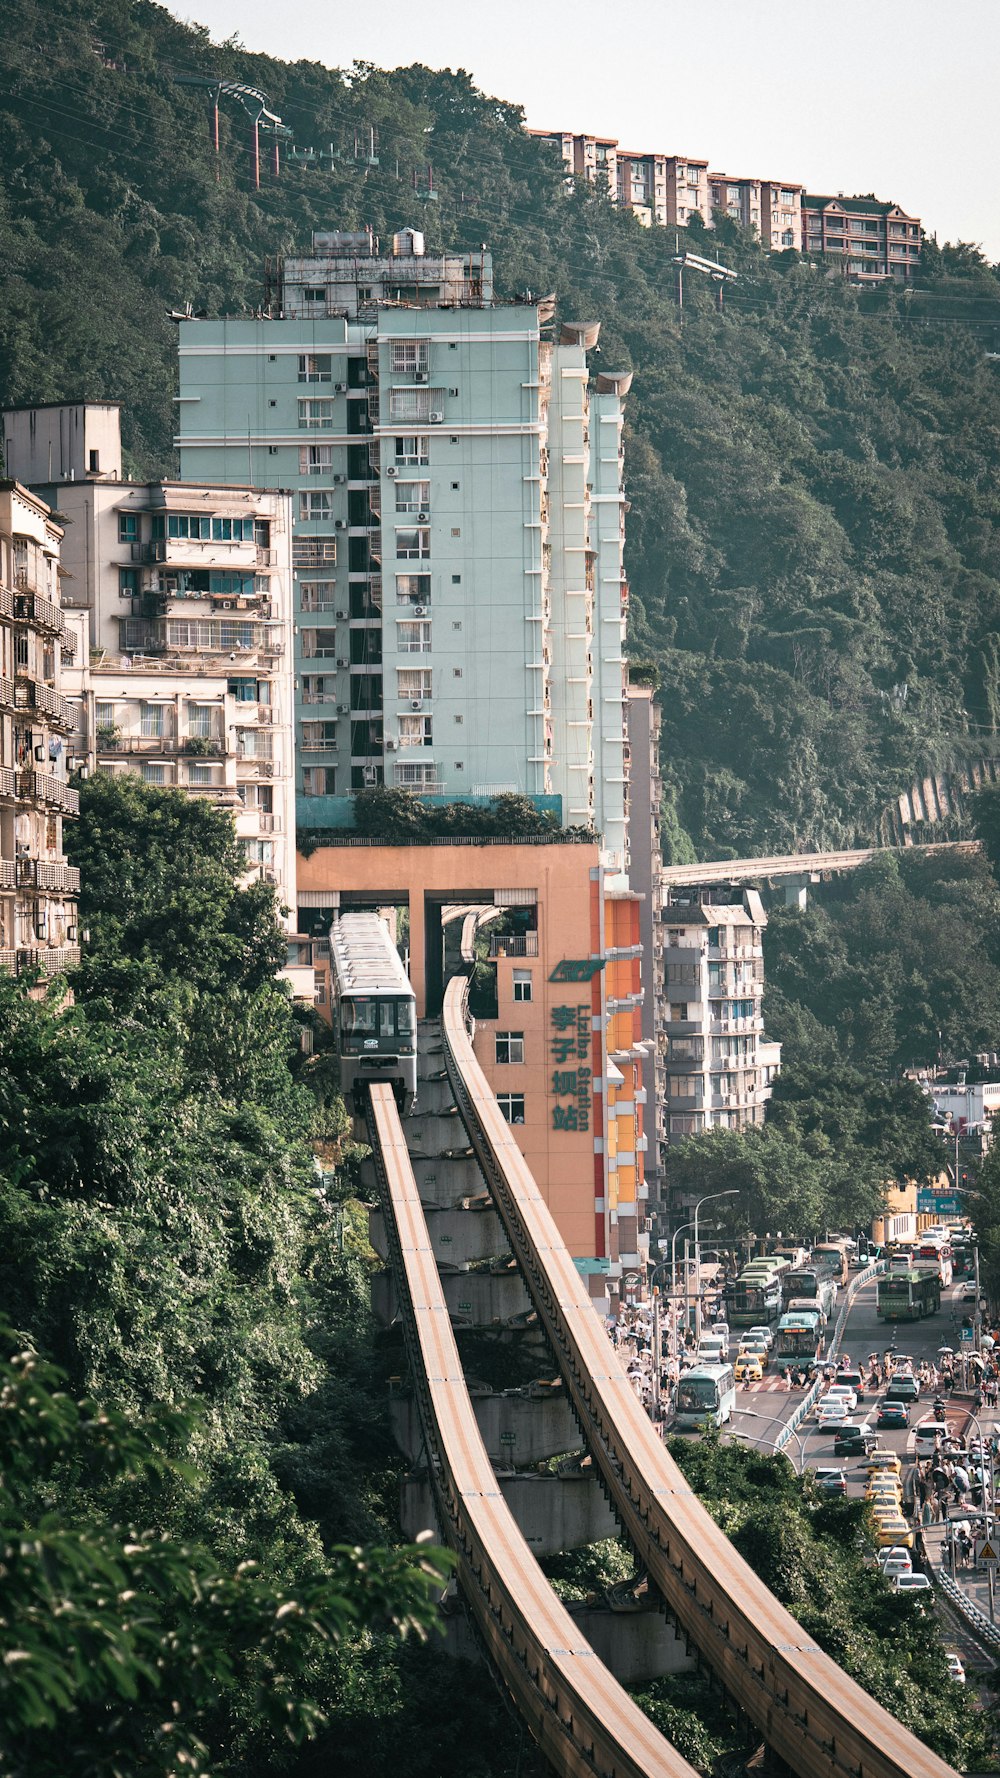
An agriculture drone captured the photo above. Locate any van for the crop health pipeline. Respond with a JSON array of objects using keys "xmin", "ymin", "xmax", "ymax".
[
  {"xmin": 706, "ymin": 1324, "xmax": 730, "ymax": 1358},
  {"xmin": 697, "ymin": 1335, "xmax": 727, "ymax": 1366}
]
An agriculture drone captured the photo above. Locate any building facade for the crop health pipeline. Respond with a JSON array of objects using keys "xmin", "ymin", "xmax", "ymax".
[
  {"xmin": 802, "ymin": 195, "xmax": 922, "ymax": 282},
  {"xmin": 2, "ymin": 404, "xmax": 298, "ymax": 920},
  {"xmin": 709, "ymin": 174, "xmax": 804, "ymax": 252},
  {"xmin": 659, "ymin": 890, "xmax": 780, "ymax": 1147},
  {"xmin": 174, "ymin": 229, "xmax": 630, "ymax": 870},
  {"xmin": 625, "ymin": 685, "xmax": 664, "ymax": 1200},
  {"xmin": 531, "ymin": 132, "xmax": 713, "ymax": 230},
  {"xmin": 0, "ymin": 481, "xmax": 80, "ymax": 980}
]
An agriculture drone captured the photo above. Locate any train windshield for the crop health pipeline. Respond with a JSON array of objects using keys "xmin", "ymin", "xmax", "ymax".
[{"xmin": 342, "ymin": 996, "xmax": 416, "ymax": 1048}]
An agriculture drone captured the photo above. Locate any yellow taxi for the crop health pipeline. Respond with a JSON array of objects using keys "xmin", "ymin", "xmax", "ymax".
[
  {"xmin": 875, "ymin": 1517, "xmax": 914, "ymax": 1549},
  {"xmin": 862, "ymin": 1450, "xmax": 902, "ymax": 1478},
  {"xmin": 734, "ymin": 1353, "xmax": 764, "ymax": 1384},
  {"xmin": 868, "ymin": 1499, "xmax": 905, "ymax": 1523},
  {"xmin": 866, "ymin": 1475, "xmax": 903, "ymax": 1500}
]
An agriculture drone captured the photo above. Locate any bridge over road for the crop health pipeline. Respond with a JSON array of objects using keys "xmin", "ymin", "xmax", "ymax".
[{"xmin": 661, "ymin": 840, "xmax": 980, "ymax": 905}]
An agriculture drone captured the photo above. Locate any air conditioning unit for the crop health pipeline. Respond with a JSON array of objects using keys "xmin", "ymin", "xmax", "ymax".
[
  {"xmin": 263, "ymin": 868, "xmax": 279, "ymax": 884},
  {"xmin": 384, "ymin": 738, "xmax": 398, "ymax": 750},
  {"xmin": 337, "ymin": 703, "xmax": 350, "ymax": 714},
  {"xmin": 336, "ymin": 610, "xmax": 349, "ymax": 619},
  {"xmin": 333, "ymin": 473, "xmax": 347, "ymax": 485},
  {"xmin": 334, "ymin": 519, "xmax": 347, "ymax": 530},
  {"xmin": 410, "ymin": 698, "xmax": 423, "ymax": 711},
  {"xmin": 416, "ymin": 511, "xmax": 429, "ymax": 523},
  {"xmin": 414, "ymin": 604, "xmax": 427, "ymax": 616},
  {"xmin": 336, "ymin": 658, "xmax": 349, "ymax": 668},
  {"xmin": 414, "ymin": 370, "xmax": 429, "ymax": 384},
  {"xmin": 221, "ymin": 599, "xmax": 235, "ymax": 610},
  {"xmin": 429, "ymin": 411, "xmax": 444, "ymax": 424},
  {"xmin": 386, "ymin": 465, "xmax": 398, "ymax": 477},
  {"xmin": 260, "ymin": 762, "xmax": 276, "ymax": 776},
  {"xmin": 334, "ymin": 382, "xmax": 348, "ymax": 393}
]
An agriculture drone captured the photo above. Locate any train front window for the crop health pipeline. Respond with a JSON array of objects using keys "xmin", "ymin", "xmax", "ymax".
[
  {"xmin": 396, "ymin": 999, "xmax": 415, "ymax": 1041},
  {"xmin": 341, "ymin": 995, "xmax": 416, "ymax": 1051}
]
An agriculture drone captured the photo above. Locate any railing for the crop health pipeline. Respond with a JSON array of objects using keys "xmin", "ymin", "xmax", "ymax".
[
  {"xmin": 13, "ymin": 945, "xmax": 81, "ymax": 976},
  {"xmin": 0, "ymin": 767, "xmax": 16, "ymax": 799},
  {"xmin": 0, "ymin": 676, "xmax": 14, "ymax": 710},
  {"xmin": 15, "ymin": 859, "xmax": 80, "ymax": 893},
  {"xmin": 441, "ymin": 974, "xmax": 960, "ymax": 1778},
  {"xmin": 14, "ymin": 591, "xmax": 67, "ymax": 640},
  {"xmin": 15, "ymin": 678, "xmax": 75, "ymax": 727},
  {"xmin": 16, "ymin": 772, "xmax": 80, "ymax": 816},
  {"xmin": 0, "ymin": 861, "xmax": 15, "ymax": 890},
  {"xmin": 0, "ymin": 586, "xmax": 14, "ymax": 621},
  {"xmin": 293, "ymin": 540, "xmax": 338, "ymax": 566},
  {"xmin": 487, "ymin": 933, "xmax": 539, "ymax": 958}
]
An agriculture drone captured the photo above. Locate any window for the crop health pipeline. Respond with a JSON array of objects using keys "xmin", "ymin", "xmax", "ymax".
[
  {"xmin": 398, "ymin": 715, "xmax": 432, "ymax": 747},
  {"xmin": 302, "ymin": 675, "xmax": 336, "ymax": 703},
  {"xmin": 389, "ymin": 388, "xmax": 434, "ymax": 422},
  {"xmin": 298, "ymin": 400, "xmax": 337, "ymax": 429},
  {"xmin": 512, "ymin": 969, "xmax": 532, "ymax": 1002},
  {"xmin": 300, "ymin": 580, "xmax": 337, "ymax": 611},
  {"xmin": 397, "ymin": 668, "xmax": 432, "ymax": 699},
  {"xmin": 301, "ymin": 720, "xmax": 338, "ymax": 751},
  {"xmin": 227, "ymin": 677, "xmax": 257, "ymax": 702},
  {"xmin": 302, "ymin": 628, "xmax": 339, "ymax": 658},
  {"xmin": 141, "ymin": 763, "xmax": 167, "ymax": 785},
  {"xmin": 497, "ymin": 1093, "xmax": 525, "ymax": 1124},
  {"xmin": 118, "ymin": 568, "xmax": 138, "ymax": 598},
  {"xmin": 187, "ymin": 764, "xmax": 214, "ymax": 785},
  {"xmin": 187, "ymin": 704, "xmax": 215, "ymax": 738},
  {"xmin": 209, "ymin": 518, "xmax": 255, "ymax": 541},
  {"xmin": 396, "ymin": 620, "xmax": 431, "ymax": 654},
  {"xmin": 669, "ymin": 1003, "xmax": 689, "ymax": 1021},
  {"xmin": 300, "ymin": 444, "xmax": 335, "ymax": 475},
  {"xmin": 140, "ymin": 702, "xmax": 164, "ymax": 738},
  {"xmin": 390, "ymin": 341, "xmax": 430, "ymax": 374},
  {"xmin": 668, "ymin": 1075, "xmax": 700, "ymax": 1097},
  {"xmin": 298, "ymin": 354, "xmax": 334, "ymax": 383},
  {"xmin": 395, "ymin": 481, "xmax": 430, "ymax": 514},
  {"xmin": 118, "ymin": 513, "xmax": 138, "ymax": 543},
  {"xmin": 394, "ymin": 434, "xmax": 430, "ymax": 466},
  {"xmin": 396, "ymin": 574, "xmax": 431, "ymax": 605},
  {"xmin": 242, "ymin": 839, "xmax": 274, "ymax": 864},
  {"xmin": 303, "ymin": 286, "xmax": 326, "ymax": 305},
  {"xmin": 395, "ymin": 528, "xmax": 430, "ymax": 560},
  {"xmin": 495, "ymin": 1032, "xmax": 524, "ymax": 1065},
  {"xmin": 394, "ymin": 762, "xmax": 437, "ymax": 790},
  {"xmin": 302, "ymin": 766, "xmax": 334, "ymax": 795},
  {"xmin": 94, "ymin": 700, "xmax": 115, "ymax": 730},
  {"xmin": 300, "ymin": 491, "xmax": 337, "ymax": 522}
]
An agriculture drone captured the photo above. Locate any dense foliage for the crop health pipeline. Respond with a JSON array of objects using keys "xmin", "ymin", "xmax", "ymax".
[
  {"xmin": 3, "ymin": 0, "xmax": 1000, "ymax": 852},
  {"xmin": 764, "ymin": 847, "xmax": 1000, "ymax": 1075},
  {"xmin": 301, "ymin": 786, "xmax": 593, "ymax": 849}
]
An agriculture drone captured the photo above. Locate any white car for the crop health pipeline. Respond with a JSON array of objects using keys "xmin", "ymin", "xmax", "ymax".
[
  {"xmin": 816, "ymin": 1398, "xmax": 851, "ymax": 1422},
  {"xmin": 946, "ymin": 1653, "xmax": 966, "ymax": 1685},
  {"xmin": 876, "ymin": 1544, "xmax": 912, "ymax": 1571},
  {"xmin": 747, "ymin": 1325, "xmax": 774, "ymax": 1350},
  {"xmin": 825, "ymin": 1385, "xmax": 858, "ymax": 1412},
  {"xmin": 881, "ymin": 1556, "xmax": 914, "ymax": 1581},
  {"xmin": 894, "ymin": 1573, "xmax": 932, "ymax": 1595}
]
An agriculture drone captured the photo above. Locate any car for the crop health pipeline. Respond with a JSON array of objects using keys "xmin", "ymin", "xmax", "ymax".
[
  {"xmin": 739, "ymin": 1336, "xmax": 770, "ymax": 1360},
  {"xmin": 815, "ymin": 1467, "xmax": 848, "ymax": 1495},
  {"xmin": 876, "ymin": 1546, "xmax": 912, "ymax": 1574},
  {"xmin": 962, "ymin": 1282, "xmax": 979, "ymax": 1303},
  {"xmin": 734, "ymin": 1354, "xmax": 763, "ymax": 1383},
  {"xmin": 878, "ymin": 1400, "xmax": 910, "ymax": 1429},
  {"xmin": 833, "ymin": 1419, "xmax": 875, "ymax": 1452},
  {"xmin": 836, "ymin": 1367, "xmax": 865, "ymax": 1400},
  {"xmin": 868, "ymin": 1499, "xmax": 906, "ymax": 1523},
  {"xmin": 946, "ymin": 1653, "xmax": 966, "ymax": 1685},
  {"xmin": 825, "ymin": 1385, "xmax": 859, "ymax": 1412},
  {"xmin": 816, "ymin": 1398, "xmax": 851, "ymax": 1423},
  {"xmin": 747, "ymin": 1325, "xmax": 774, "ymax": 1350},
  {"xmin": 894, "ymin": 1573, "xmax": 932, "ymax": 1598},
  {"xmin": 885, "ymin": 1375, "xmax": 920, "ymax": 1403},
  {"xmin": 862, "ymin": 1450, "xmax": 902, "ymax": 1477},
  {"xmin": 875, "ymin": 1518, "xmax": 914, "ymax": 1549}
]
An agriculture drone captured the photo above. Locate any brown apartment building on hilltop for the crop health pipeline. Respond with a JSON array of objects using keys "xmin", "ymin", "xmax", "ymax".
[
  {"xmin": 709, "ymin": 173, "xmax": 804, "ymax": 251},
  {"xmin": 802, "ymin": 194, "xmax": 922, "ymax": 281}
]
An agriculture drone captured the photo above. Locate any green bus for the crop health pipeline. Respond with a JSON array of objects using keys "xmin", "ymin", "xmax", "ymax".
[{"xmin": 876, "ymin": 1270, "xmax": 941, "ymax": 1322}]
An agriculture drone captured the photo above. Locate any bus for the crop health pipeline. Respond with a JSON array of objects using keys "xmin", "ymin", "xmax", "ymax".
[
  {"xmin": 724, "ymin": 1273, "xmax": 783, "ymax": 1328},
  {"xmin": 811, "ymin": 1240, "xmax": 850, "ymax": 1288},
  {"xmin": 914, "ymin": 1239, "xmax": 953, "ymax": 1288},
  {"xmin": 782, "ymin": 1270, "xmax": 837, "ymax": 1317},
  {"xmin": 673, "ymin": 1363, "xmax": 736, "ymax": 1430},
  {"xmin": 877, "ymin": 1270, "xmax": 941, "ymax": 1322},
  {"xmin": 776, "ymin": 1310, "xmax": 822, "ymax": 1357}
]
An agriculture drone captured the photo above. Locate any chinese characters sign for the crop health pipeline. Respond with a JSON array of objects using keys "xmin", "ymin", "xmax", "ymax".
[{"xmin": 550, "ymin": 1002, "xmax": 591, "ymax": 1132}]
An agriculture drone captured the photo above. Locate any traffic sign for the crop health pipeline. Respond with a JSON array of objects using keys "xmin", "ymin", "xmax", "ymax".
[
  {"xmin": 917, "ymin": 1190, "xmax": 963, "ymax": 1214},
  {"xmin": 976, "ymin": 1538, "xmax": 998, "ymax": 1566},
  {"xmin": 960, "ymin": 1325, "xmax": 975, "ymax": 1343}
]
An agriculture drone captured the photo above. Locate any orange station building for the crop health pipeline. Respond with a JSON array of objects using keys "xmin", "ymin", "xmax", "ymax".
[{"xmin": 297, "ymin": 837, "xmax": 650, "ymax": 1307}]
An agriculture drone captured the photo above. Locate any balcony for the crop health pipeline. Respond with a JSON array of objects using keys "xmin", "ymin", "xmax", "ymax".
[
  {"xmin": 15, "ymin": 678, "xmax": 75, "ymax": 729},
  {"xmin": 13, "ymin": 945, "xmax": 81, "ymax": 977},
  {"xmin": 0, "ymin": 676, "xmax": 14, "ymax": 711},
  {"xmin": 293, "ymin": 540, "xmax": 338, "ymax": 568},
  {"xmin": 14, "ymin": 591, "xmax": 67, "ymax": 641},
  {"xmin": 16, "ymin": 859, "xmax": 81, "ymax": 893},
  {"xmin": 0, "ymin": 767, "xmax": 16, "ymax": 799},
  {"xmin": 0, "ymin": 587, "xmax": 14, "ymax": 621},
  {"xmin": 488, "ymin": 933, "xmax": 539, "ymax": 958},
  {"xmin": 0, "ymin": 860, "xmax": 15, "ymax": 890},
  {"xmin": 16, "ymin": 771, "xmax": 80, "ymax": 816}
]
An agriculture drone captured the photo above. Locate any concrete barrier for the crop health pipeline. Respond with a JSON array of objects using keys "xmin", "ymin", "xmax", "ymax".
[{"xmin": 774, "ymin": 1260, "xmax": 885, "ymax": 1454}]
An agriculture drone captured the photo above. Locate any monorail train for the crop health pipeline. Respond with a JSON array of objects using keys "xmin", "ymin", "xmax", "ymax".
[{"xmin": 330, "ymin": 912, "xmax": 417, "ymax": 1112}]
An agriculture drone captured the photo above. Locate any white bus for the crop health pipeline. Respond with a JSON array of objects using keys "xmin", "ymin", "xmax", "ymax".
[{"xmin": 674, "ymin": 1363, "xmax": 736, "ymax": 1430}]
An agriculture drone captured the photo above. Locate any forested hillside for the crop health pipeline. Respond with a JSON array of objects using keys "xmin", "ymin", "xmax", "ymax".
[{"xmin": 3, "ymin": 0, "xmax": 1000, "ymax": 854}]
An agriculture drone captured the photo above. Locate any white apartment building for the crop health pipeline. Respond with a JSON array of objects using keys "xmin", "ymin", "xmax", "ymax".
[
  {"xmin": 659, "ymin": 889, "xmax": 780, "ymax": 1145},
  {"xmin": 2, "ymin": 404, "xmax": 298, "ymax": 923}
]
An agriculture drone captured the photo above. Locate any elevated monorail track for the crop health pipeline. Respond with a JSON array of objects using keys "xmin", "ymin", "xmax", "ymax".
[
  {"xmin": 365, "ymin": 1081, "xmax": 690, "ymax": 1778},
  {"xmin": 440, "ymin": 976, "xmax": 960, "ymax": 1778}
]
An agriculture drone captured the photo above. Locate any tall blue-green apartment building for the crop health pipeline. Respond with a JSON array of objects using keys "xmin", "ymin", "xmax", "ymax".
[{"xmin": 175, "ymin": 227, "xmax": 630, "ymax": 867}]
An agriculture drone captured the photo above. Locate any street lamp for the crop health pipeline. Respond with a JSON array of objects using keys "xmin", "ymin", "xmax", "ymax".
[
  {"xmin": 693, "ymin": 1190, "xmax": 740, "ymax": 1345},
  {"xmin": 729, "ymin": 1407, "xmax": 807, "ymax": 1473}
]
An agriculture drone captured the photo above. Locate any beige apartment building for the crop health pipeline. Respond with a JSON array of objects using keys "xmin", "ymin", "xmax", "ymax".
[
  {"xmin": 2, "ymin": 404, "xmax": 299, "ymax": 928},
  {"xmin": 709, "ymin": 174, "xmax": 804, "ymax": 251},
  {"xmin": 531, "ymin": 131, "xmax": 713, "ymax": 229},
  {"xmin": 659, "ymin": 890, "xmax": 780, "ymax": 1147},
  {"xmin": 0, "ymin": 480, "xmax": 80, "ymax": 980},
  {"xmin": 802, "ymin": 195, "xmax": 922, "ymax": 282}
]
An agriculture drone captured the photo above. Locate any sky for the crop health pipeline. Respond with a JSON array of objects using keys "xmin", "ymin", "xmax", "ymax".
[{"xmin": 167, "ymin": 0, "xmax": 1000, "ymax": 260}]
